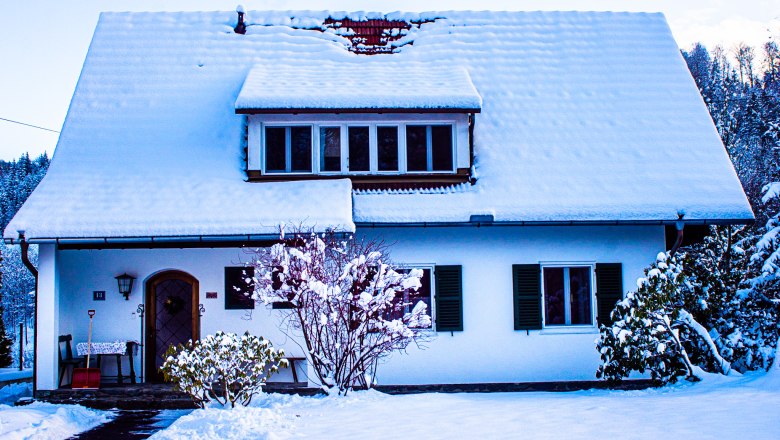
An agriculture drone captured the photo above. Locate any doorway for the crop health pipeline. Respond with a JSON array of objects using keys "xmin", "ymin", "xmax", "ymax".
[{"xmin": 145, "ymin": 270, "xmax": 199, "ymax": 383}]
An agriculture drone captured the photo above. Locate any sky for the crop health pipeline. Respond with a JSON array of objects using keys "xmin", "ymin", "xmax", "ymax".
[{"xmin": 0, "ymin": 0, "xmax": 778, "ymax": 161}]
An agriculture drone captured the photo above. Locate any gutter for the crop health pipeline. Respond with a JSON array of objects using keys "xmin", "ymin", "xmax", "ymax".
[
  {"xmin": 3, "ymin": 232, "xmax": 354, "ymax": 250},
  {"xmin": 355, "ymin": 218, "xmax": 754, "ymax": 229},
  {"xmin": 2, "ymin": 219, "xmax": 754, "ymax": 246},
  {"xmin": 18, "ymin": 232, "xmax": 37, "ymax": 395}
]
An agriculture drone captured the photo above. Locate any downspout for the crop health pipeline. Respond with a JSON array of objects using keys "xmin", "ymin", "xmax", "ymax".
[
  {"xmin": 19, "ymin": 232, "xmax": 38, "ymax": 395},
  {"xmin": 468, "ymin": 113, "xmax": 476, "ymax": 185},
  {"xmin": 669, "ymin": 214, "xmax": 685, "ymax": 257}
]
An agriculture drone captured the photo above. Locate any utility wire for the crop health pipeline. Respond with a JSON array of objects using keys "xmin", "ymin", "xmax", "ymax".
[{"xmin": 0, "ymin": 117, "xmax": 59, "ymax": 133}]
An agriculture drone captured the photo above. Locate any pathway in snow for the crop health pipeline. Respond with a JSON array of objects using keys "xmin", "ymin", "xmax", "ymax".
[{"xmin": 70, "ymin": 409, "xmax": 192, "ymax": 440}]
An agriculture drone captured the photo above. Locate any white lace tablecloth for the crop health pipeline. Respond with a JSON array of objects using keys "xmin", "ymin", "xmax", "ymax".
[{"xmin": 76, "ymin": 341, "xmax": 139, "ymax": 356}]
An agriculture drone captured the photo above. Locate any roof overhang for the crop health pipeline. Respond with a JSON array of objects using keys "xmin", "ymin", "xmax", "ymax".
[{"xmin": 235, "ymin": 61, "xmax": 482, "ymax": 114}]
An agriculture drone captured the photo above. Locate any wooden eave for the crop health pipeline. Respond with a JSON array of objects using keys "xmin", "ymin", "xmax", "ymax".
[
  {"xmin": 246, "ymin": 168, "xmax": 472, "ymax": 190},
  {"xmin": 235, "ymin": 107, "xmax": 481, "ymax": 115}
]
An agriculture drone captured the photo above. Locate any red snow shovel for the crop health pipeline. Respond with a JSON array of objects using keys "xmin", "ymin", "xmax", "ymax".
[{"xmin": 72, "ymin": 310, "xmax": 101, "ymax": 389}]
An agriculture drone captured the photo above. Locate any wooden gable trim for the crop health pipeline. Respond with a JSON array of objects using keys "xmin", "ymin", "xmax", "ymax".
[
  {"xmin": 236, "ymin": 107, "xmax": 481, "ymax": 115},
  {"xmin": 246, "ymin": 167, "xmax": 472, "ymax": 188}
]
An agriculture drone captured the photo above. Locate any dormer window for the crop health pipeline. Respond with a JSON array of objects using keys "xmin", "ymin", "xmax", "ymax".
[
  {"xmin": 235, "ymin": 62, "xmax": 481, "ymax": 187},
  {"xmin": 255, "ymin": 120, "xmax": 456, "ymax": 177}
]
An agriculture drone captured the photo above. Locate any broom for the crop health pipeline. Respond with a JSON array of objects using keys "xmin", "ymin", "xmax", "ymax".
[{"xmin": 72, "ymin": 310, "xmax": 101, "ymax": 389}]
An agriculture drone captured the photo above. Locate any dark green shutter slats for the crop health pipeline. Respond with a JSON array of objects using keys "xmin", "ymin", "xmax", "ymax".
[
  {"xmin": 596, "ymin": 263, "xmax": 623, "ymax": 327},
  {"xmin": 513, "ymin": 264, "xmax": 542, "ymax": 330},
  {"xmin": 435, "ymin": 265, "xmax": 463, "ymax": 332}
]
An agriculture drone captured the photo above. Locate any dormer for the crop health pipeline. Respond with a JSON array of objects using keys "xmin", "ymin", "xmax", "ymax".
[{"xmin": 235, "ymin": 61, "xmax": 481, "ymax": 189}]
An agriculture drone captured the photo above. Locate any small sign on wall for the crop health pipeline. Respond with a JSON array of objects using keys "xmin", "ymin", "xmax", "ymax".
[
  {"xmin": 206, "ymin": 291, "xmax": 218, "ymax": 299},
  {"xmin": 93, "ymin": 291, "xmax": 106, "ymax": 301}
]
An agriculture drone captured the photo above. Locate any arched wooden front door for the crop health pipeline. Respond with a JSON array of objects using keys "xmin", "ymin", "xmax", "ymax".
[{"xmin": 145, "ymin": 270, "xmax": 199, "ymax": 383}]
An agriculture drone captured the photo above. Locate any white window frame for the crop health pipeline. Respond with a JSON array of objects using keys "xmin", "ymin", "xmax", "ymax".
[
  {"xmin": 262, "ymin": 124, "xmax": 314, "ymax": 174},
  {"xmin": 404, "ymin": 124, "xmax": 456, "ymax": 173},
  {"xmin": 253, "ymin": 115, "xmax": 462, "ymax": 176},
  {"xmin": 395, "ymin": 264, "xmax": 436, "ymax": 331},
  {"xmin": 539, "ymin": 262, "xmax": 597, "ymax": 331}
]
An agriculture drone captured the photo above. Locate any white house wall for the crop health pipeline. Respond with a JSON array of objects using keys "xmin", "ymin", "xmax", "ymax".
[
  {"xmin": 47, "ymin": 225, "xmax": 663, "ymax": 390},
  {"xmin": 357, "ymin": 225, "xmax": 664, "ymax": 385}
]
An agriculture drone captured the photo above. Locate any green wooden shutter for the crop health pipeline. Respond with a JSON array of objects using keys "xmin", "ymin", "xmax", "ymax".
[
  {"xmin": 513, "ymin": 264, "xmax": 542, "ymax": 330},
  {"xmin": 435, "ymin": 265, "xmax": 463, "ymax": 332},
  {"xmin": 596, "ymin": 263, "xmax": 623, "ymax": 327}
]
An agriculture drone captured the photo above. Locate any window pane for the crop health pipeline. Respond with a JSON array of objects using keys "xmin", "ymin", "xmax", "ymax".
[
  {"xmin": 348, "ymin": 126, "xmax": 370, "ymax": 172},
  {"xmin": 569, "ymin": 267, "xmax": 592, "ymax": 325},
  {"xmin": 408, "ymin": 268, "xmax": 432, "ymax": 320},
  {"xmin": 543, "ymin": 267, "xmax": 565, "ymax": 325},
  {"xmin": 377, "ymin": 126, "xmax": 399, "ymax": 171},
  {"xmin": 265, "ymin": 127, "xmax": 286, "ymax": 172},
  {"xmin": 320, "ymin": 127, "xmax": 341, "ymax": 172},
  {"xmin": 290, "ymin": 126, "xmax": 312, "ymax": 172},
  {"xmin": 406, "ymin": 125, "xmax": 427, "ymax": 171},
  {"xmin": 388, "ymin": 268, "xmax": 432, "ymax": 323},
  {"xmin": 431, "ymin": 125, "xmax": 453, "ymax": 171}
]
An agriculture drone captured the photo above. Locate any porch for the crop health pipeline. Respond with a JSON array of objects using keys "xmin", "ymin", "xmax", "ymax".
[{"xmin": 38, "ymin": 244, "xmax": 312, "ymax": 393}]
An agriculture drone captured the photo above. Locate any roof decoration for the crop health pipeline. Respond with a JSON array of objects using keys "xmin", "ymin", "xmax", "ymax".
[{"xmin": 321, "ymin": 17, "xmax": 433, "ymax": 54}]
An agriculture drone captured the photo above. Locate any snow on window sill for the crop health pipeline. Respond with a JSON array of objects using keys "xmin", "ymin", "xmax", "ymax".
[{"xmin": 539, "ymin": 326, "xmax": 598, "ymax": 335}]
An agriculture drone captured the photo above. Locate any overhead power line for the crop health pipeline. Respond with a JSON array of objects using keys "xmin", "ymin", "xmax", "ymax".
[{"xmin": 0, "ymin": 117, "xmax": 60, "ymax": 133}]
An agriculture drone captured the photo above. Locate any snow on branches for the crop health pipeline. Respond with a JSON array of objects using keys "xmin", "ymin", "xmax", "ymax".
[
  {"xmin": 596, "ymin": 252, "xmax": 731, "ymax": 385},
  {"xmin": 248, "ymin": 232, "xmax": 431, "ymax": 395},
  {"xmin": 161, "ymin": 331, "xmax": 288, "ymax": 408}
]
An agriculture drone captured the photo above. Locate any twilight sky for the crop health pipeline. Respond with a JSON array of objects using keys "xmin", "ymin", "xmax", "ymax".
[{"xmin": 1, "ymin": 0, "xmax": 778, "ymax": 160}]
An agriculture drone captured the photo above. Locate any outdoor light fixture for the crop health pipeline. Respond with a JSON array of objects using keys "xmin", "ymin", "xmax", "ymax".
[{"xmin": 115, "ymin": 273, "xmax": 136, "ymax": 300}]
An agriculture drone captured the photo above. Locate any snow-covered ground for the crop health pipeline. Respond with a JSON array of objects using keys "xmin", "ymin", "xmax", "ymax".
[
  {"xmin": 152, "ymin": 369, "xmax": 780, "ymax": 439},
  {"xmin": 0, "ymin": 401, "xmax": 109, "ymax": 440},
  {"xmin": 0, "ymin": 381, "xmax": 32, "ymax": 406},
  {"xmin": 0, "ymin": 378, "xmax": 109, "ymax": 439},
  {"xmin": 0, "ymin": 368, "xmax": 33, "ymax": 384}
]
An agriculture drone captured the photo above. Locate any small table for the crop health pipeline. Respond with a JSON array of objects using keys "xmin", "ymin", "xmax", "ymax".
[{"xmin": 77, "ymin": 341, "xmax": 139, "ymax": 384}]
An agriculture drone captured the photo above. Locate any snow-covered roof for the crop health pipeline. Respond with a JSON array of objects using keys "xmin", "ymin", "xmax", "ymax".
[
  {"xmin": 235, "ymin": 62, "xmax": 482, "ymax": 113},
  {"xmin": 5, "ymin": 10, "xmax": 753, "ymax": 241}
]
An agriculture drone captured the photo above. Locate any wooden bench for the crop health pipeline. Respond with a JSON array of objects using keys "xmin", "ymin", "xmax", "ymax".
[{"xmin": 284, "ymin": 357, "xmax": 306, "ymax": 384}]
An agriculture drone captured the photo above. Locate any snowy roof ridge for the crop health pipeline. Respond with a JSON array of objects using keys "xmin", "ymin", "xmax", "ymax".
[{"xmin": 4, "ymin": 10, "xmax": 753, "ymax": 240}]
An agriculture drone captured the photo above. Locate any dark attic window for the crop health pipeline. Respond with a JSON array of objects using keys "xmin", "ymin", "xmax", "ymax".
[{"xmin": 321, "ymin": 17, "xmax": 433, "ymax": 54}]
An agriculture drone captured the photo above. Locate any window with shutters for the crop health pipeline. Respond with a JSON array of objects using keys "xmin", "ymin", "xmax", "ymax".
[
  {"xmin": 541, "ymin": 265, "xmax": 595, "ymax": 327},
  {"xmin": 386, "ymin": 267, "xmax": 433, "ymax": 328}
]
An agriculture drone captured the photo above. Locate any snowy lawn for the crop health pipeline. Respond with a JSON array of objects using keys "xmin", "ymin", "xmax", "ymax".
[
  {"xmin": 152, "ymin": 370, "xmax": 780, "ymax": 440},
  {"xmin": 0, "ymin": 401, "xmax": 110, "ymax": 440}
]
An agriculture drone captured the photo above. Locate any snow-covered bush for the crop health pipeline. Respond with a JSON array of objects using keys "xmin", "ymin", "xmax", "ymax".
[
  {"xmin": 161, "ymin": 331, "xmax": 287, "ymax": 408},
  {"xmin": 596, "ymin": 252, "xmax": 730, "ymax": 384},
  {"xmin": 248, "ymin": 231, "xmax": 431, "ymax": 395}
]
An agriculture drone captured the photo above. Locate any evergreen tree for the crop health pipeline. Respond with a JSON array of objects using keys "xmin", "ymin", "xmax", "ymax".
[
  {"xmin": 0, "ymin": 152, "xmax": 49, "ymax": 367},
  {"xmin": 0, "ymin": 249, "xmax": 12, "ymax": 367}
]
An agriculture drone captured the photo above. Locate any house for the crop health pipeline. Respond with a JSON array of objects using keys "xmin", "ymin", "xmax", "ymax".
[{"xmin": 4, "ymin": 10, "xmax": 753, "ymax": 393}]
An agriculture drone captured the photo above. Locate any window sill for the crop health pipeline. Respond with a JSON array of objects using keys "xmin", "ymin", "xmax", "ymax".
[
  {"xmin": 539, "ymin": 326, "xmax": 598, "ymax": 335},
  {"xmin": 247, "ymin": 169, "xmax": 472, "ymax": 189}
]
